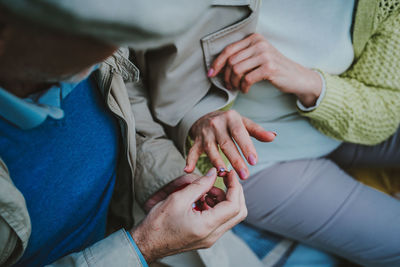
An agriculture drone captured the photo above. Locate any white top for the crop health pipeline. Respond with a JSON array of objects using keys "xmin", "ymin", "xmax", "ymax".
[{"xmin": 233, "ymin": 0, "xmax": 355, "ymax": 174}]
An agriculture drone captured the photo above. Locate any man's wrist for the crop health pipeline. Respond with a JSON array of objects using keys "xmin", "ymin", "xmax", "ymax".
[
  {"xmin": 126, "ymin": 229, "xmax": 149, "ymax": 266},
  {"xmin": 130, "ymin": 227, "xmax": 154, "ymax": 264}
]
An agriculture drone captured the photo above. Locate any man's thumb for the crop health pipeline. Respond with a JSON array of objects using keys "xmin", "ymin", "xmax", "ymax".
[{"xmin": 178, "ymin": 168, "xmax": 217, "ymax": 204}]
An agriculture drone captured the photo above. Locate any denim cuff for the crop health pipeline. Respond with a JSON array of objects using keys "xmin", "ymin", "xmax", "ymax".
[{"xmin": 126, "ymin": 230, "xmax": 149, "ymax": 267}]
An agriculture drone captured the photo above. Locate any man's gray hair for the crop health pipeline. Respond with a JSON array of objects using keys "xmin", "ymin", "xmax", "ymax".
[{"xmin": 0, "ymin": 0, "xmax": 211, "ymax": 49}]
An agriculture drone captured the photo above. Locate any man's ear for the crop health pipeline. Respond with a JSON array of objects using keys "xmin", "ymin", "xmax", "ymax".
[
  {"xmin": 0, "ymin": 8, "xmax": 11, "ymax": 57},
  {"xmin": 0, "ymin": 20, "xmax": 8, "ymax": 56}
]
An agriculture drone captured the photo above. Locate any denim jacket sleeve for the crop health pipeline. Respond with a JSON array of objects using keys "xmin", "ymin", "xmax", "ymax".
[{"xmin": 46, "ymin": 230, "xmax": 145, "ymax": 267}]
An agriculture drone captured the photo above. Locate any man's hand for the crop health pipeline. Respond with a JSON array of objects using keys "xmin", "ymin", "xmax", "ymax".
[
  {"xmin": 143, "ymin": 173, "xmax": 199, "ymax": 212},
  {"xmin": 208, "ymin": 33, "xmax": 323, "ymax": 107},
  {"xmin": 185, "ymin": 110, "xmax": 276, "ymax": 179},
  {"xmin": 131, "ymin": 168, "xmax": 247, "ymax": 263},
  {"xmin": 143, "ymin": 173, "xmax": 226, "ymax": 212}
]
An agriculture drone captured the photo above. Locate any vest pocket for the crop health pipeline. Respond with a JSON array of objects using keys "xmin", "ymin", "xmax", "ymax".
[{"xmin": 201, "ymin": 0, "xmax": 260, "ymax": 97}]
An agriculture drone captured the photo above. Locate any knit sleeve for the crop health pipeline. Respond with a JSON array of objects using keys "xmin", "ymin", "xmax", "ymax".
[{"xmin": 300, "ymin": 10, "xmax": 400, "ymax": 145}]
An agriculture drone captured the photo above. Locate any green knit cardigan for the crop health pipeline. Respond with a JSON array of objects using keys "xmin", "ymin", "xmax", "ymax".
[{"xmin": 300, "ymin": 0, "xmax": 400, "ymax": 145}]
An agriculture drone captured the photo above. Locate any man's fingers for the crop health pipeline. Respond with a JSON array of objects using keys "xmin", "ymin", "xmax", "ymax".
[
  {"xmin": 207, "ymin": 186, "xmax": 226, "ymax": 205},
  {"xmin": 176, "ymin": 168, "xmax": 218, "ymax": 204},
  {"xmin": 202, "ymin": 186, "xmax": 226, "ymax": 210},
  {"xmin": 209, "ymin": 37, "xmax": 252, "ymax": 77},
  {"xmin": 143, "ymin": 190, "xmax": 168, "ymax": 213},
  {"xmin": 227, "ymin": 112, "xmax": 258, "ymax": 166},
  {"xmin": 185, "ymin": 140, "xmax": 203, "ymax": 173},
  {"xmin": 192, "ymin": 172, "xmax": 245, "ymax": 247},
  {"xmin": 223, "ymin": 170, "xmax": 242, "ymax": 201},
  {"xmin": 144, "ymin": 173, "xmax": 201, "ymax": 212},
  {"xmin": 202, "ymin": 171, "xmax": 242, "ymax": 225},
  {"xmin": 164, "ymin": 174, "xmax": 200, "ymax": 195},
  {"xmin": 208, "ymin": 187, "xmax": 247, "ymax": 241},
  {"xmin": 242, "ymin": 116, "xmax": 276, "ymax": 142}
]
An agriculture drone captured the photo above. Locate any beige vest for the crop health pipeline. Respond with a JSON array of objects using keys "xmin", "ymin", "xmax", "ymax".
[{"xmin": 133, "ymin": 0, "xmax": 261, "ymax": 152}]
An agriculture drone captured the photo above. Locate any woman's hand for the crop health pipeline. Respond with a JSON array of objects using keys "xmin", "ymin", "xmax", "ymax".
[
  {"xmin": 184, "ymin": 110, "xmax": 276, "ymax": 180},
  {"xmin": 208, "ymin": 33, "xmax": 323, "ymax": 107}
]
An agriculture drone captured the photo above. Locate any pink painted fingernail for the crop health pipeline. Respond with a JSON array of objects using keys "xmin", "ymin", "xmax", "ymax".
[
  {"xmin": 206, "ymin": 168, "xmax": 217, "ymax": 177},
  {"xmin": 248, "ymin": 154, "xmax": 257, "ymax": 166},
  {"xmin": 183, "ymin": 166, "xmax": 190, "ymax": 172},
  {"xmin": 239, "ymin": 169, "xmax": 248, "ymax": 179},
  {"xmin": 207, "ymin": 68, "xmax": 215, "ymax": 77}
]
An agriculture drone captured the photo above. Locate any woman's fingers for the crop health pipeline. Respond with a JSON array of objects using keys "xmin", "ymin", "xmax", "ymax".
[
  {"xmin": 209, "ymin": 37, "xmax": 253, "ymax": 77},
  {"xmin": 242, "ymin": 116, "xmax": 276, "ymax": 142},
  {"xmin": 185, "ymin": 139, "xmax": 203, "ymax": 173},
  {"xmin": 213, "ymin": 124, "xmax": 249, "ymax": 179},
  {"xmin": 224, "ymin": 65, "xmax": 233, "ymax": 90},
  {"xmin": 228, "ymin": 45, "xmax": 257, "ymax": 67},
  {"xmin": 209, "ymin": 34, "xmax": 265, "ymax": 77},
  {"xmin": 229, "ymin": 55, "xmax": 263, "ymax": 91},
  {"xmin": 240, "ymin": 66, "xmax": 268, "ymax": 93},
  {"xmin": 224, "ymin": 46, "xmax": 257, "ymax": 90},
  {"xmin": 226, "ymin": 111, "xmax": 258, "ymax": 166},
  {"xmin": 219, "ymin": 138, "xmax": 248, "ymax": 179},
  {"xmin": 188, "ymin": 110, "xmax": 276, "ymax": 181},
  {"xmin": 203, "ymin": 135, "xmax": 228, "ymax": 174}
]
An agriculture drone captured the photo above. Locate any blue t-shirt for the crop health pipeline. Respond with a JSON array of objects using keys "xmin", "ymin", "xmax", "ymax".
[{"xmin": 0, "ymin": 78, "xmax": 120, "ymax": 266}]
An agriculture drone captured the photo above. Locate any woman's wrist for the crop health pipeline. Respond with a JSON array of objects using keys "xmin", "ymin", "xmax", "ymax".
[{"xmin": 296, "ymin": 69, "xmax": 322, "ymax": 107}]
